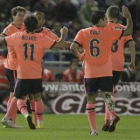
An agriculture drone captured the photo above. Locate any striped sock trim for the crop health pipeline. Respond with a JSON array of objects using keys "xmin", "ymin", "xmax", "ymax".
[
  {"xmin": 37, "ymin": 113, "xmax": 43, "ymax": 115},
  {"xmin": 86, "ymin": 108, "xmax": 95, "ymax": 113},
  {"xmin": 19, "ymin": 106, "xmax": 27, "ymax": 112},
  {"xmin": 86, "ymin": 108, "xmax": 95, "ymax": 111}
]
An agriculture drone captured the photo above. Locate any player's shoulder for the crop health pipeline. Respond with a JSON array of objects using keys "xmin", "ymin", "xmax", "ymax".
[
  {"xmin": 35, "ymin": 32, "xmax": 48, "ymax": 40},
  {"xmin": 5, "ymin": 23, "xmax": 14, "ymax": 29},
  {"xmin": 82, "ymin": 27, "xmax": 92, "ymax": 32},
  {"xmin": 77, "ymin": 27, "xmax": 91, "ymax": 35},
  {"xmin": 107, "ymin": 22, "xmax": 125, "ymax": 30},
  {"xmin": 43, "ymin": 27, "xmax": 51, "ymax": 31},
  {"xmin": 37, "ymin": 32, "xmax": 47, "ymax": 37},
  {"xmin": 9, "ymin": 31, "xmax": 24, "ymax": 39},
  {"xmin": 2, "ymin": 23, "xmax": 13, "ymax": 34},
  {"xmin": 42, "ymin": 27, "xmax": 52, "ymax": 33}
]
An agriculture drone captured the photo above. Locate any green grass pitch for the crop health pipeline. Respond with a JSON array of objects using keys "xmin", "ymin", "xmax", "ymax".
[{"xmin": 0, "ymin": 114, "xmax": 139, "ymax": 140}]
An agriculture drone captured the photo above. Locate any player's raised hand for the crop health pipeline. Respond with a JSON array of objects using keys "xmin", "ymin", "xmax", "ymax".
[
  {"xmin": 122, "ymin": 6, "xmax": 131, "ymax": 19},
  {"xmin": 60, "ymin": 26, "xmax": 68, "ymax": 36}
]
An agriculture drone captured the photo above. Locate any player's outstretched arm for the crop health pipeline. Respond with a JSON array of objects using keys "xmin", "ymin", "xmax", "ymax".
[
  {"xmin": 122, "ymin": 6, "xmax": 133, "ymax": 36},
  {"xmin": 70, "ymin": 42, "xmax": 84, "ymax": 61},
  {"xmin": 63, "ymin": 41, "xmax": 72, "ymax": 49},
  {"xmin": 53, "ymin": 26, "xmax": 68, "ymax": 49},
  {"xmin": 0, "ymin": 37, "xmax": 7, "ymax": 48}
]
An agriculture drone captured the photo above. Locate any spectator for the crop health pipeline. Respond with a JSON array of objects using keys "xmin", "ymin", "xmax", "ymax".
[
  {"xmin": 42, "ymin": 69, "xmax": 55, "ymax": 82},
  {"xmin": 96, "ymin": 0, "xmax": 106, "ymax": 9},
  {"xmin": 68, "ymin": 19, "xmax": 83, "ymax": 41},
  {"xmin": 133, "ymin": 29, "xmax": 140, "ymax": 42},
  {"xmin": 62, "ymin": 58, "xmax": 84, "ymax": 82},
  {"xmin": 70, "ymin": 0, "xmax": 87, "ymax": 8},
  {"xmin": 105, "ymin": 0, "xmax": 123, "ymax": 9},
  {"xmin": 0, "ymin": 0, "xmax": 12, "ymax": 27},
  {"xmin": 52, "ymin": 21, "xmax": 69, "ymax": 41},
  {"xmin": 52, "ymin": 21, "xmax": 62, "ymax": 38},
  {"xmin": 135, "ymin": 37, "xmax": 140, "ymax": 52},
  {"xmin": 33, "ymin": 0, "xmax": 56, "ymax": 28},
  {"xmin": 128, "ymin": 0, "xmax": 140, "ymax": 36},
  {"xmin": 55, "ymin": 0, "xmax": 78, "ymax": 27},
  {"xmin": 79, "ymin": 0, "xmax": 98, "ymax": 28},
  {"xmin": 42, "ymin": 61, "xmax": 55, "ymax": 82},
  {"xmin": 0, "ymin": 22, "xmax": 5, "ymax": 33}
]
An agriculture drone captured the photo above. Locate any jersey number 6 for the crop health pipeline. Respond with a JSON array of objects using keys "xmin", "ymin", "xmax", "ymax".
[{"xmin": 90, "ymin": 39, "xmax": 100, "ymax": 57}]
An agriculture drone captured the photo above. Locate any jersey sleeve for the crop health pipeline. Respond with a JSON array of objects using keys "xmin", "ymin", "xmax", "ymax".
[
  {"xmin": 2, "ymin": 27, "xmax": 13, "ymax": 36},
  {"xmin": 108, "ymin": 27, "xmax": 123, "ymax": 42},
  {"xmin": 5, "ymin": 33, "xmax": 16, "ymax": 47},
  {"xmin": 42, "ymin": 35, "xmax": 56, "ymax": 49},
  {"xmin": 73, "ymin": 30, "xmax": 84, "ymax": 47},
  {"xmin": 124, "ymin": 35, "xmax": 133, "ymax": 44}
]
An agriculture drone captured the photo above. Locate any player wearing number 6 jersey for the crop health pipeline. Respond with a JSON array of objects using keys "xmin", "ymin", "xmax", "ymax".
[
  {"xmin": 102, "ymin": 6, "xmax": 136, "ymax": 132},
  {"xmin": 0, "ymin": 15, "xmax": 68, "ymax": 129},
  {"xmin": 70, "ymin": 6, "xmax": 133, "ymax": 135}
]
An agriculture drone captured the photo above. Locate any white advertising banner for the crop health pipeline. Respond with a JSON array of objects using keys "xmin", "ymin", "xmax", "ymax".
[{"xmin": 42, "ymin": 82, "xmax": 140, "ymax": 115}]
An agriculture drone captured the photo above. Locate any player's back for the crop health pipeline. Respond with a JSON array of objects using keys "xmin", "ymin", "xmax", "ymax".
[
  {"xmin": 74, "ymin": 26, "xmax": 122, "ymax": 78},
  {"xmin": 6, "ymin": 31, "xmax": 55, "ymax": 79},
  {"xmin": 108, "ymin": 22, "xmax": 133, "ymax": 71},
  {"xmin": 79, "ymin": 27, "xmax": 113, "ymax": 65}
]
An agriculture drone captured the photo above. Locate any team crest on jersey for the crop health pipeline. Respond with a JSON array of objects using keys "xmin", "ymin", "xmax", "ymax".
[{"xmin": 3, "ymin": 28, "xmax": 9, "ymax": 33}]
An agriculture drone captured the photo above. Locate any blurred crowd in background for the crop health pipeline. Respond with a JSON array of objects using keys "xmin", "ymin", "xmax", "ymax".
[
  {"xmin": 0, "ymin": 0, "xmax": 140, "ymax": 82},
  {"xmin": 0, "ymin": 0, "xmax": 140, "ymax": 43}
]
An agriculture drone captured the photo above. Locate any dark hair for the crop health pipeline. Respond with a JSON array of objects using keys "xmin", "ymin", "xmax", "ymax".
[
  {"xmin": 11, "ymin": 6, "xmax": 26, "ymax": 16},
  {"xmin": 33, "ymin": 11, "xmax": 45, "ymax": 20},
  {"xmin": 106, "ymin": 6, "xmax": 120, "ymax": 19},
  {"xmin": 70, "ymin": 58, "xmax": 78, "ymax": 65},
  {"xmin": 24, "ymin": 15, "xmax": 38, "ymax": 32},
  {"xmin": 91, "ymin": 10, "xmax": 105, "ymax": 25}
]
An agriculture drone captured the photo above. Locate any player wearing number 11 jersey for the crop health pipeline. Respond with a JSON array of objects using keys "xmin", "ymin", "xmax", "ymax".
[{"xmin": 70, "ymin": 7, "xmax": 133, "ymax": 135}]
